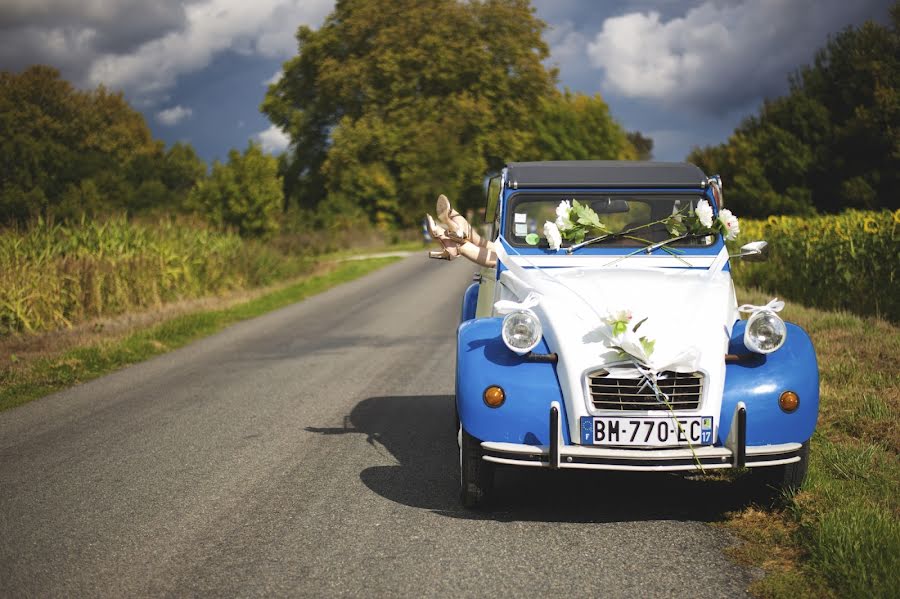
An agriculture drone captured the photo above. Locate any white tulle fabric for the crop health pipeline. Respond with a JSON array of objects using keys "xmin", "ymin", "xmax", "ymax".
[{"xmin": 492, "ymin": 243, "xmax": 738, "ymax": 442}]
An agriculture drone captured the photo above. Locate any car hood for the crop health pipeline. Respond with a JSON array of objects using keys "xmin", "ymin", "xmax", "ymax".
[{"xmin": 496, "ymin": 266, "xmax": 739, "ymax": 441}]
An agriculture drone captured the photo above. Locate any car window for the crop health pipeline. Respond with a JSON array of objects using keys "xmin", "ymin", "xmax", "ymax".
[{"xmin": 505, "ymin": 193, "xmax": 713, "ymax": 247}]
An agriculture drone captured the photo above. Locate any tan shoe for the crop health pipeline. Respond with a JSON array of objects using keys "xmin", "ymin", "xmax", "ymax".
[
  {"xmin": 436, "ymin": 194, "xmax": 469, "ymax": 241},
  {"xmin": 426, "ymin": 214, "xmax": 460, "ymax": 261}
]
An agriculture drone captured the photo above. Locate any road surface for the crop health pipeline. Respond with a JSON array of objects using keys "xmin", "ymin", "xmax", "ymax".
[{"xmin": 0, "ymin": 256, "xmax": 758, "ymax": 597}]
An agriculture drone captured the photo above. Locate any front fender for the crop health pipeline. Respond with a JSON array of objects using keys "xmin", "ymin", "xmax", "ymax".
[
  {"xmin": 456, "ymin": 318, "xmax": 569, "ymax": 445},
  {"xmin": 460, "ymin": 282, "xmax": 479, "ymax": 322},
  {"xmin": 719, "ymin": 321, "xmax": 819, "ymax": 446}
]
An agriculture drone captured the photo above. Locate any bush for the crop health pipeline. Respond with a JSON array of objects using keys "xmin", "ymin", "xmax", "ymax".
[{"xmin": 189, "ymin": 142, "xmax": 283, "ymax": 238}]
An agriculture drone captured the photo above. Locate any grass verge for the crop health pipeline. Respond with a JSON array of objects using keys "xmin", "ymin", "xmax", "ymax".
[
  {"xmin": 724, "ymin": 287, "xmax": 899, "ymax": 598},
  {"xmin": 0, "ymin": 256, "xmax": 401, "ymax": 413}
]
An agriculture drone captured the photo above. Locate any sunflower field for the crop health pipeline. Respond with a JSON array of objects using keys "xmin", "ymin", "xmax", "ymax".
[{"xmin": 731, "ymin": 210, "xmax": 900, "ymax": 322}]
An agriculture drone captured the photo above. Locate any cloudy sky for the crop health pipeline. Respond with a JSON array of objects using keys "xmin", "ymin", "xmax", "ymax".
[{"xmin": 0, "ymin": 0, "xmax": 892, "ymax": 162}]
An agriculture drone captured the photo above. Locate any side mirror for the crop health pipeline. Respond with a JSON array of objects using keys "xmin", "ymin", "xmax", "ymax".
[{"xmin": 733, "ymin": 240, "xmax": 768, "ymax": 262}]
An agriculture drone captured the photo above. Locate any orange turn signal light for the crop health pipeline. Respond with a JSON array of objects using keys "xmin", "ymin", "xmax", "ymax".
[
  {"xmin": 483, "ymin": 385, "xmax": 506, "ymax": 408},
  {"xmin": 779, "ymin": 391, "xmax": 800, "ymax": 413}
]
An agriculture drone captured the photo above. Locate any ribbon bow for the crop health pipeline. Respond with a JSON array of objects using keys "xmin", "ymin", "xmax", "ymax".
[
  {"xmin": 737, "ymin": 297, "xmax": 785, "ymax": 315},
  {"xmin": 493, "ymin": 291, "xmax": 541, "ymax": 315}
]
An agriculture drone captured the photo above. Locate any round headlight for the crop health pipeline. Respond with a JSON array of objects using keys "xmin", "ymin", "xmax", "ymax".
[
  {"xmin": 744, "ymin": 310, "xmax": 787, "ymax": 354},
  {"xmin": 501, "ymin": 309, "xmax": 542, "ymax": 355}
]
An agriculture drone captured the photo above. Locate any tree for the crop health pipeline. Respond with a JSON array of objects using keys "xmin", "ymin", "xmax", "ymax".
[
  {"xmin": 689, "ymin": 5, "xmax": 899, "ymax": 216},
  {"xmin": 524, "ymin": 90, "xmax": 638, "ymax": 161},
  {"xmin": 0, "ymin": 66, "xmax": 206, "ymax": 223},
  {"xmin": 626, "ymin": 131, "xmax": 654, "ymax": 160},
  {"xmin": 189, "ymin": 142, "xmax": 283, "ymax": 238},
  {"xmin": 262, "ymin": 0, "xmax": 557, "ymax": 226},
  {"xmin": 126, "ymin": 141, "xmax": 207, "ymax": 214}
]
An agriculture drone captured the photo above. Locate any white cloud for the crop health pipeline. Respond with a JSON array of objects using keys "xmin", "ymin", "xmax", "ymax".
[
  {"xmin": 255, "ymin": 124, "xmax": 290, "ymax": 154},
  {"xmin": 263, "ymin": 69, "xmax": 283, "ymax": 86},
  {"xmin": 0, "ymin": 1, "xmax": 333, "ymax": 100},
  {"xmin": 87, "ymin": 0, "xmax": 333, "ymax": 95},
  {"xmin": 156, "ymin": 105, "xmax": 193, "ymax": 126},
  {"xmin": 585, "ymin": 0, "xmax": 890, "ymax": 113}
]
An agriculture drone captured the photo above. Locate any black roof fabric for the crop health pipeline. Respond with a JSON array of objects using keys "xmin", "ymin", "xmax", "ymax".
[{"xmin": 506, "ymin": 161, "xmax": 708, "ymax": 189}]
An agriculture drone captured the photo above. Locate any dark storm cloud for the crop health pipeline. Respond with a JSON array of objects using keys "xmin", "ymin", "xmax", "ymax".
[
  {"xmin": 0, "ymin": 0, "xmax": 190, "ymax": 87},
  {"xmin": 0, "ymin": 1, "xmax": 191, "ymax": 56}
]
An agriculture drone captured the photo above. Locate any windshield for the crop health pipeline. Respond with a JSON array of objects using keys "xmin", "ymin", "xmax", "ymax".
[{"xmin": 504, "ymin": 193, "xmax": 716, "ymax": 248}]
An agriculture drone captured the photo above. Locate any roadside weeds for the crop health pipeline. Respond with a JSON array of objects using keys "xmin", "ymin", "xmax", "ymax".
[
  {"xmin": 0, "ymin": 256, "xmax": 402, "ymax": 413},
  {"xmin": 723, "ymin": 287, "xmax": 900, "ymax": 599}
]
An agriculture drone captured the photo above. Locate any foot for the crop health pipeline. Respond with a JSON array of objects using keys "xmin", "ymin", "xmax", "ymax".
[
  {"xmin": 436, "ymin": 194, "xmax": 468, "ymax": 241},
  {"xmin": 426, "ymin": 214, "xmax": 460, "ymax": 260}
]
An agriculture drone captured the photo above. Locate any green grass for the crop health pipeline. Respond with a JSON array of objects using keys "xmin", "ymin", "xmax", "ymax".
[
  {"xmin": 725, "ymin": 288, "xmax": 900, "ymax": 599},
  {"xmin": 0, "ymin": 257, "xmax": 400, "ymax": 412}
]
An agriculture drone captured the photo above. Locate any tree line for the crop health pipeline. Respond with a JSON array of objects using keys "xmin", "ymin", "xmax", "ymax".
[
  {"xmin": 0, "ymin": 65, "xmax": 285, "ymax": 237},
  {"xmin": 689, "ymin": 3, "xmax": 899, "ymax": 218},
  {"xmin": 4, "ymin": 1, "xmax": 896, "ymax": 234}
]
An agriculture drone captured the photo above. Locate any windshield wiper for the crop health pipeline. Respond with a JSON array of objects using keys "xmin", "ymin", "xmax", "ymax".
[
  {"xmin": 565, "ymin": 225, "xmax": 652, "ymax": 254},
  {"xmin": 639, "ymin": 233, "xmax": 714, "ymax": 254}
]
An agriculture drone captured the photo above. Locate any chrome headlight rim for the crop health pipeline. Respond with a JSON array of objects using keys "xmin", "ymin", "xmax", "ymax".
[
  {"xmin": 744, "ymin": 309, "xmax": 787, "ymax": 354},
  {"xmin": 501, "ymin": 309, "xmax": 542, "ymax": 355}
]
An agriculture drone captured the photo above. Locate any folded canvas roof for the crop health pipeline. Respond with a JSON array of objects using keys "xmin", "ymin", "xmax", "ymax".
[{"xmin": 506, "ymin": 161, "xmax": 708, "ymax": 189}]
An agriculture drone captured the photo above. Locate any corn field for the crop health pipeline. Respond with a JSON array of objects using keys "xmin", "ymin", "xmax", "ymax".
[
  {"xmin": 0, "ymin": 217, "xmax": 311, "ymax": 335},
  {"xmin": 731, "ymin": 209, "xmax": 900, "ymax": 322}
]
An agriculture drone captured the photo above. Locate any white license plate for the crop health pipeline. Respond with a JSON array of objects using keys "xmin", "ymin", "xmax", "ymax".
[{"xmin": 580, "ymin": 416, "xmax": 714, "ymax": 447}]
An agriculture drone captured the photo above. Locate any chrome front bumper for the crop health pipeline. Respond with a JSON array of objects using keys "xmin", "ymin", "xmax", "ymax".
[{"xmin": 480, "ymin": 401, "xmax": 803, "ymax": 472}]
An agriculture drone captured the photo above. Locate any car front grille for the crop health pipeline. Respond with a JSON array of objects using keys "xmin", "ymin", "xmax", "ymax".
[{"xmin": 587, "ymin": 369, "xmax": 703, "ymax": 411}]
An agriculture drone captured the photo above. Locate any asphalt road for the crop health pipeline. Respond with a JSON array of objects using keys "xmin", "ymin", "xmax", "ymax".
[{"xmin": 0, "ymin": 256, "xmax": 758, "ymax": 597}]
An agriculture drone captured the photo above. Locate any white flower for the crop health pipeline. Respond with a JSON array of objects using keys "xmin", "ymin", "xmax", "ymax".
[
  {"xmin": 718, "ymin": 209, "xmax": 740, "ymax": 241},
  {"xmin": 604, "ymin": 309, "xmax": 633, "ymax": 326},
  {"xmin": 555, "ymin": 200, "xmax": 573, "ymax": 231},
  {"xmin": 543, "ymin": 221, "xmax": 562, "ymax": 250},
  {"xmin": 694, "ymin": 200, "xmax": 713, "ymax": 228}
]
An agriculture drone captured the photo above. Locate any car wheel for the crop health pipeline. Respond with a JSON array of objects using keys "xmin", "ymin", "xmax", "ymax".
[
  {"xmin": 459, "ymin": 428, "xmax": 494, "ymax": 509},
  {"xmin": 752, "ymin": 440, "xmax": 810, "ymax": 502}
]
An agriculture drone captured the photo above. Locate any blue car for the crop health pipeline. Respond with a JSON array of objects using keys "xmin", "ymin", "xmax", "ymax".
[{"xmin": 455, "ymin": 161, "xmax": 818, "ymax": 507}]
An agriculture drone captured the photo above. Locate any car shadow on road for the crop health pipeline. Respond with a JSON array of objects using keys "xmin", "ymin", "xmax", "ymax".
[{"xmin": 305, "ymin": 395, "xmax": 769, "ymax": 523}]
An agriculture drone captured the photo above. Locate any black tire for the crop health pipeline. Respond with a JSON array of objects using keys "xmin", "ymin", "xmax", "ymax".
[
  {"xmin": 459, "ymin": 428, "xmax": 494, "ymax": 508},
  {"xmin": 752, "ymin": 440, "xmax": 810, "ymax": 501}
]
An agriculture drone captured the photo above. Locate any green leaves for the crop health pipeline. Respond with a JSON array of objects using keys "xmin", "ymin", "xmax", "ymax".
[
  {"xmin": 0, "ymin": 66, "xmax": 207, "ymax": 225},
  {"xmin": 571, "ymin": 200, "xmax": 603, "ymax": 230},
  {"xmin": 639, "ymin": 337, "xmax": 656, "ymax": 357},
  {"xmin": 262, "ymin": 0, "xmax": 557, "ymax": 222},
  {"xmin": 555, "ymin": 200, "xmax": 607, "ymax": 245},
  {"xmin": 524, "ymin": 90, "xmax": 641, "ymax": 162},
  {"xmin": 611, "ymin": 320, "xmax": 628, "ymax": 337},
  {"xmin": 188, "ymin": 142, "xmax": 283, "ymax": 239},
  {"xmin": 688, "ymin": 14, "xmax": 898, "ymax": 217}
]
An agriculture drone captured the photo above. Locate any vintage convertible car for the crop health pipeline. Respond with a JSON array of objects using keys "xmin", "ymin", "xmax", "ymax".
[{"xmin": 455, "ymin": 161, "xmax": 818, "ymax": 507}]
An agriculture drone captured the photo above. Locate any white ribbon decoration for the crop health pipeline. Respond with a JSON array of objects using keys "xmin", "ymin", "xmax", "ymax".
[
  {"xmin": 493, "ymin": 291, "xmax": 541, "ymax": 315},
  {"xmin": 737, "ymin": 298, "xmax": 785, "ymax": 315}
]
